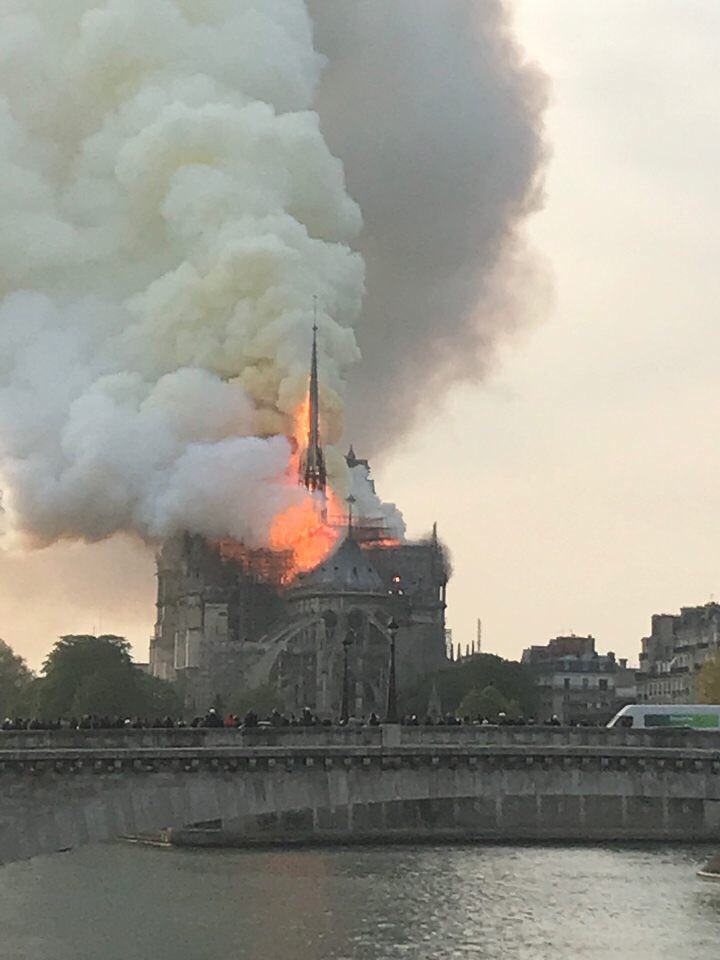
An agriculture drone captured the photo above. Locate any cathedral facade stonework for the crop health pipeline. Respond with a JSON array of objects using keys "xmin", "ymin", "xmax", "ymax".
[
  {"xmin": 150, "ymin": 513, "xmax": 449, "ymax": 717},
  {"xmin": 150, "ymin": 327, "xmax": 449, "ymax": 716}
]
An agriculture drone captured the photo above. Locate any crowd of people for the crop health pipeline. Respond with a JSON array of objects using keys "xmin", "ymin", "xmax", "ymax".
[{"xmin": 0, "ymin": 709, "xmax": 570, "ymax": 732}]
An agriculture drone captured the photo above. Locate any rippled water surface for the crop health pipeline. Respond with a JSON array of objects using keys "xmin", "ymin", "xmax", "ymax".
[{"xmin": 0, "ymin": 844, "xmax": 718, "ymax": 959}]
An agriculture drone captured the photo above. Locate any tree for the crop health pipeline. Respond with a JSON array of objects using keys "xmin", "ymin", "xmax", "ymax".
[
  {"xmin": 0, "ymin": 640, "xmax": 35, "ymax": 718},
  {"xmin": 505, "ymin": 699, "xmax": 524, "ymax": 722},
  {"xmin": 699, "ymin": 655, "xmax": 720, "ymax": 704},
  {"xmin": 402, "ymin": 653, "xmax": 538, "ymax": 719},
  {"xmin": 36, "ymin": 635, "xmax": 180, "ymax": 719},
  {"xmin": 458, "ymin": 685, "xmax": 508, "ymax": 720},
  {"xmin": 38, "ymin": 635, "xmax": 135, "ymax": 717}
]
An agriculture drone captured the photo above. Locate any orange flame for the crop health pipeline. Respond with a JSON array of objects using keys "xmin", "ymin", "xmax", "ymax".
[
  {"xmin": 361, "ymin": 538, "xmax": 402, "ymax": 550},
  {"xmin": 269, "ymin": 401, "xmax": 342, "ymax": 581},
  {"xmin": 293, "ymin": 396, "xmax": 311, "ymax": 448},
  {"xmin": 270, "ymin": 496, "xmax": 340, "ymax": 576}
]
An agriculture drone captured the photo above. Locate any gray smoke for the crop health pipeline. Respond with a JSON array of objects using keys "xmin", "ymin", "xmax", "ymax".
[
  {"xmin": 310, "ymin": 0, "xmax": 548, "ymax": 453},
  {"xmin": 0, "ymin": 1, "xmax": 547, "ymax": 660},
  {"xmin": 0, "ymin": 0, "xmax": 367, "ymax": 547}
]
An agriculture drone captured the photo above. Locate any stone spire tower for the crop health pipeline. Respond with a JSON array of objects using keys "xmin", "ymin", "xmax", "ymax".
[{"xmin": 301, "ymin": 318, "xmax": 327, "ymax": 495}]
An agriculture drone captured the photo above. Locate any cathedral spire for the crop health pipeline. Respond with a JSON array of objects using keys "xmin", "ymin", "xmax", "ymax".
[{"xmin": 301, "ymin": 301, "xmax": 327, "ymax": 495}]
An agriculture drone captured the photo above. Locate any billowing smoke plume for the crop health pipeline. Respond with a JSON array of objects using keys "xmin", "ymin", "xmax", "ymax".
[
  {"xmin": 0, "ymin": 0, "xmax": 546, "ymax": 554},
  {"xmin": 310, "ymin": 0, "xmax": 548, "ymax": 452},
  {"xmin": 0, "ymin": 0, "xmax": 366, "ymax": 547}
]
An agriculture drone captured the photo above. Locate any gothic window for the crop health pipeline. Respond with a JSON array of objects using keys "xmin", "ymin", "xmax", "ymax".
[{"xmin": 322, "ymin": 610, "xmax": 338, "ymax": 640}]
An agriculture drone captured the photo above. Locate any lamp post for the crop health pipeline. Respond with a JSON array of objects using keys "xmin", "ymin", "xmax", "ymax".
[
  {"xmin": 385, "ymin": 617, "xmax": 399, "ymax": 724},
  {"xmin": 340, "ymin": 630, "xmax": 354, "ymax": 724}
]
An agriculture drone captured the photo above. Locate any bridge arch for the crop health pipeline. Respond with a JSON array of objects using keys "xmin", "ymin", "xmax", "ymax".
[{"xmin": 2, "ymin": 727, "xmax": 720, "ymax": 865}]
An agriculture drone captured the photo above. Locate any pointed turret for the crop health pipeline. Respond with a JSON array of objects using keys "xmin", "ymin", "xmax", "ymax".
[
  {"xmin": 346, "ymin": 494, "xmax": 356, "ymax": 540},
  {"xmin": 301, "ymin": 320, "xmax": 327, "ymax": 495},
  {"xmin": 427, "ymin": 679, "xmax": 442, "ymax": 720}
]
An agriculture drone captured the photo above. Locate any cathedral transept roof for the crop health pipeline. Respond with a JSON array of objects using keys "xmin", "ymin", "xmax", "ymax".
[{"xmin": 291, "ymin": 537, "xmax": 385, "ymax": 595}]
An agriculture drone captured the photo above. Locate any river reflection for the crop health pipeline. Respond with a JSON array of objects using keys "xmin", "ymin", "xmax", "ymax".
[{"xmin": 0, "ymin": 844, "xmax": 718, "ymax": 960}]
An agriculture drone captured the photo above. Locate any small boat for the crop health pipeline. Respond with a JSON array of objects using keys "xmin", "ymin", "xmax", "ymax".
[
  {"xmin": 698, "ymin": 853, "xmax": 720, "ymax": 881},
  {"xmin": 120, "ymin": 832, "xmax": 173, "ymax": 849}
]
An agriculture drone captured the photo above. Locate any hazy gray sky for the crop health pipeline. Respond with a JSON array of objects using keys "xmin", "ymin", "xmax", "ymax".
[
  {"xmin": 377, "ymin": 0, "xmax": 720, "ymax": 663},
  {"xmin": 3, "ymin": 0, "xmax": 720, "ymax": 669}
]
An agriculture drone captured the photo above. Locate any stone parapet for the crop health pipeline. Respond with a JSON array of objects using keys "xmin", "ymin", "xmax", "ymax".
[
  {"xmin": 1, "ymin": 742, "xmax": 719, "ymax": 772},
  {"xmin": 2, "ymin": 724, "xmax": 720, "ymax": 751}
]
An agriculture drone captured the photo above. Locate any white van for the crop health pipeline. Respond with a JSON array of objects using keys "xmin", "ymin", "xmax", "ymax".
[{"xmin": 607, "ymin": 704, "xmax": 720, "ymax": 730}]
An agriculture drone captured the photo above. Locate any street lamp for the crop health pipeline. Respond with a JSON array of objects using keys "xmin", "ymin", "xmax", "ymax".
[
  {"xmin": 340, "ymin": 629, "xmax": 355, "ymax": 724},
  {"xmin": 385, "ymin": 617, "xmax": 399, "ymax": 724}
]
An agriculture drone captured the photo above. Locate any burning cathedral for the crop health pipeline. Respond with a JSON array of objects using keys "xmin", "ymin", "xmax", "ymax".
[{"xmin": 150, "ymin": 326, "xmax": 450, "ymax": 716}]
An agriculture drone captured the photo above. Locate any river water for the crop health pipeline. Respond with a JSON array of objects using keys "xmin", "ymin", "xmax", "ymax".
[{"xmin": 0, "ymin": 844, "xmax": 718, "ymax": 960}]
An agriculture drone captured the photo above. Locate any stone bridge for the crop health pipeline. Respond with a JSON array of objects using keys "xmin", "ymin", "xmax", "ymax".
[{"xmin": 2, "ymin": 726, "xmax": 720, "ymax": 864}]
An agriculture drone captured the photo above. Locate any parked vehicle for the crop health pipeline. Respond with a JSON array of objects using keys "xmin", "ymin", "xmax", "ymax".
[{"xmin": 607, "ymin": 704, "xmax": 720, "ymax": 730}]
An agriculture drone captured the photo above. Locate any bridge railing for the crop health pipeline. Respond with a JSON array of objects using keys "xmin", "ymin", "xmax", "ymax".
[{"xmin": 1, "ymin": 725, "xmax": 720, "ymax": 752}]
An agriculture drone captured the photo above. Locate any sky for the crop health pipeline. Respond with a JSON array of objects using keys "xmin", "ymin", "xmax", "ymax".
[
  {"xmin": 3, "ymin": 0, "xmax": 720, "ymax": 670},
  {"xmin": 377, "ymin": 0, "xmax": 720, "ymax": 663}
]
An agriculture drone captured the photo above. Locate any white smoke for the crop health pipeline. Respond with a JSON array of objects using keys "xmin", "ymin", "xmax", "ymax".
[
  {"xmin": 348, "ymin": 460, "xmax": 405, "ymax": 540},
  {"xmin": 0, "ymin": 0, "xmax": 366, "ymax": 547}
]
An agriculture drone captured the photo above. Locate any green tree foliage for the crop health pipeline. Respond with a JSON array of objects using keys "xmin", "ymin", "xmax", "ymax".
[
  {"xmin": 36, "ymin": 635, "xmax": 181, "ymax": 719},
  {"xmin": 403, "ymin": 653, "xmax": 538, "ymax": 719},
  {"xmin": 456, "ymin": 687, "xmax": 483, "ymax": 718},
  {"xmin": 699, "ymin": 655, "xmax": 720, "ymax": 704},
  {"xmin": 505, "ymin": 699, "xmax": 523, "ymax": 722},
  {"xmin": 458, "ymin": 685, "xmax": 508, "ymax": 720},
  {"xmin": 0, "ymin": 640, "xmax": 35, "ymax": 718}
]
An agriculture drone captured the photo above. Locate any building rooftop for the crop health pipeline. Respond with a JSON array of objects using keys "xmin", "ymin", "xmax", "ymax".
[{"xmin": 291, "ymin": 537, "xmax": 385, "ymax": 595}]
